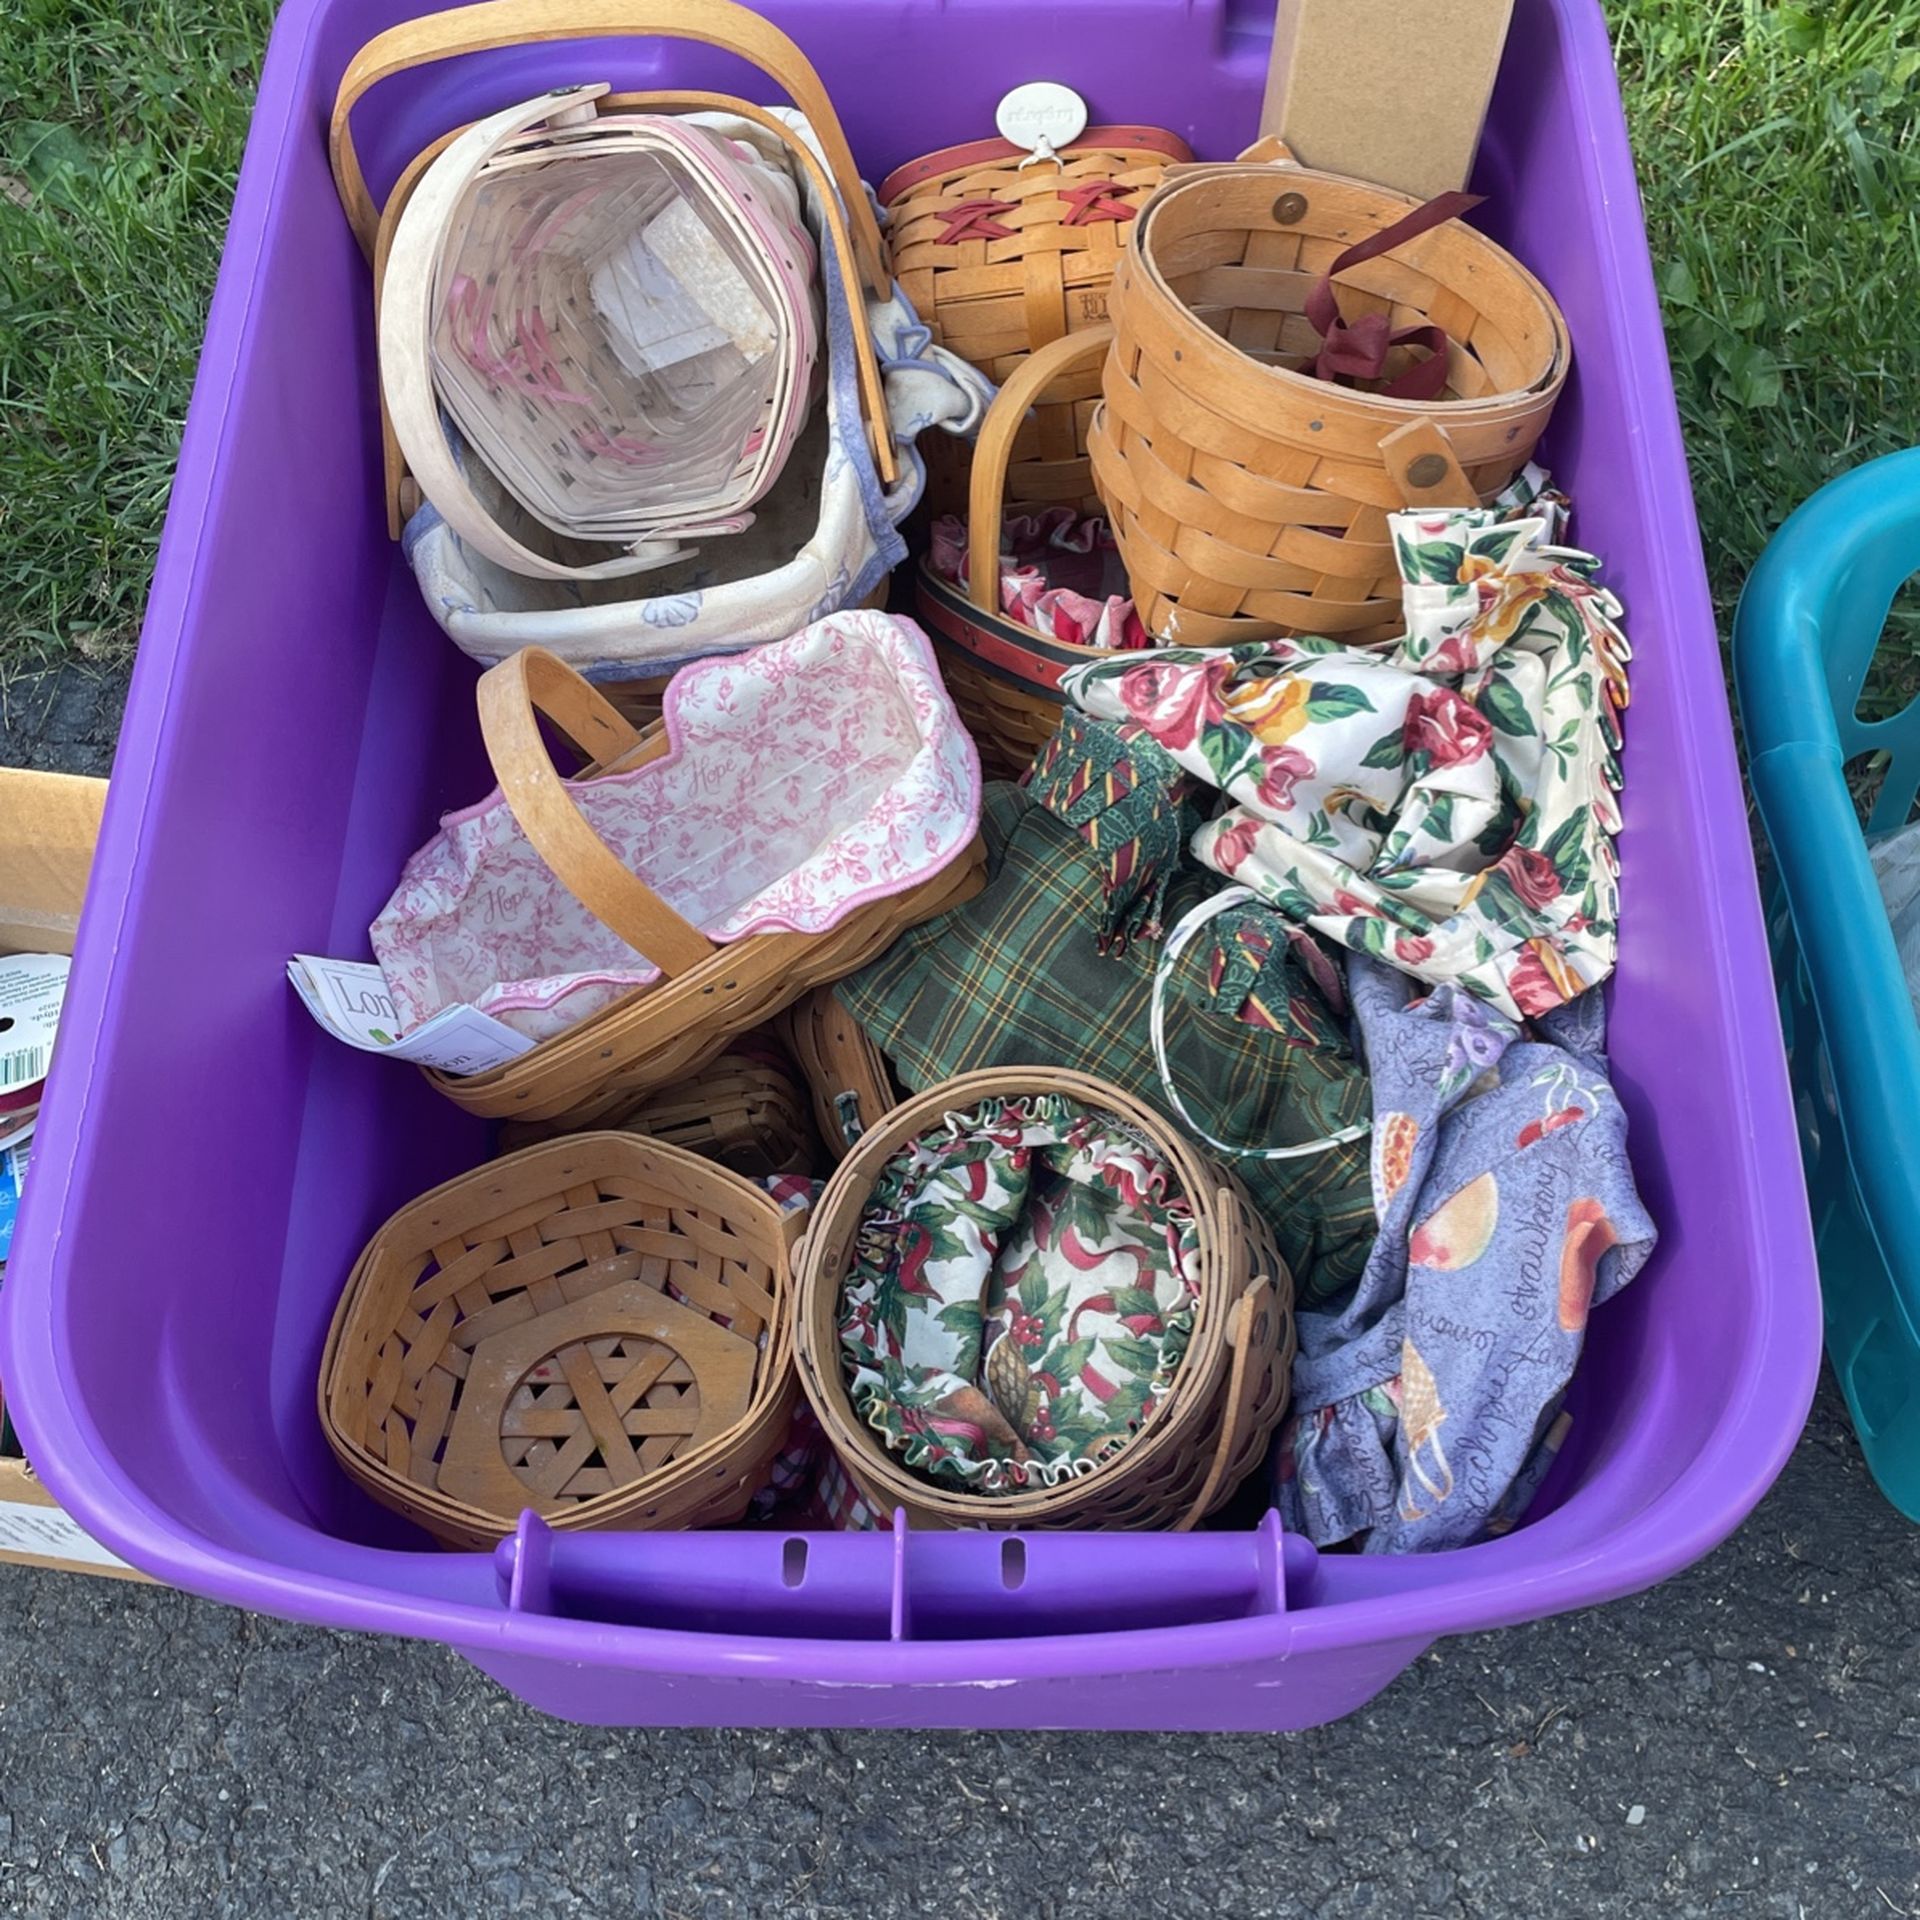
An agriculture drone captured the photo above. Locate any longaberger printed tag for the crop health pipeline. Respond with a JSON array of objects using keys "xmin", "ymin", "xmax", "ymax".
[
  {"xmin": 0, "ymin": 955, "xmax": 68, "ymax": 1096},
  {"xmin": 996, "ymin": 82, "xmax": 1089, "ymax": 168}
]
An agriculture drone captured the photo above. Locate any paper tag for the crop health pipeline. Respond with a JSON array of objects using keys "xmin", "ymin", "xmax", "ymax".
[
  {"xmin": 0, "ymin": 1142, "xmax": 28, "ymax": 1263},
  {"xmin": 996, "ymin": 82, "xmax": 1089, "ymax": 166},
  {"xmin": 0, "ymin": 954, "xmax": 68, "ymax": 1095},
  {"xmin": 0, "ymin": 1496, "xmax": 135, "ymax": 1571},
  {"xmin": 289, "ymin": 957, "xmax": 534, "ymax": 1077}
]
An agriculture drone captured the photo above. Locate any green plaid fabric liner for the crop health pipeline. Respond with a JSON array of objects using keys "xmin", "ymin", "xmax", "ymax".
[{"xmin": 838, "ymin": 783, "xmax": 1377, "ymax": 1304}]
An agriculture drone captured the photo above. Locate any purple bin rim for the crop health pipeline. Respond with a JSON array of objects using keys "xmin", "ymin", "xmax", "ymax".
[{"xmin": 0, "ymin": 0, "xmax": 1820, "ymax": 1688}]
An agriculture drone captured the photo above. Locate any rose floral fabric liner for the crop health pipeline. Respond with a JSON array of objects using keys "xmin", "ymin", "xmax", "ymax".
[
  {"xmin": 837, "ymin": 1093, "xmax": 1202, "ymax": 1493},
  {"xmin": 929, "ymin": 506, "xmax": 1153, "ymax": 652},
  {"xmin": 1054, "ymin": 490, "xmax": 1630, "ymax": 1020},
  {"xmin": 1274, "ymin": 954, "xmax": 1656, "ymax": 1552},
  {"xmin": 371, "ymin": 610, "xmax": 980, "ymax": 1043}
]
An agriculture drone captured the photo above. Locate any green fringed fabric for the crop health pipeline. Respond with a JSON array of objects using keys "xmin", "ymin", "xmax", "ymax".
[
  {"xmin": 1203, "ymin": 907, "xmax": 1353, "ymax": 1051},
  {"xmin": 1028, "ymin": 711, "xmax": 1195, "ymax": 952}
]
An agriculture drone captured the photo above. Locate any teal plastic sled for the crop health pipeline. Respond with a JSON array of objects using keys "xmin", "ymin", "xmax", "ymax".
[{"xmin": 1736, "ymin": 447, "xmax": 1920, "ymax": 1519}]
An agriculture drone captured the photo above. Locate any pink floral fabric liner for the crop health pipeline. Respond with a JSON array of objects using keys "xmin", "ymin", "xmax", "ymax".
[
  {"xmin": 372, "ymin": 611, "xmax": 981, "ymax": 1042},
  {"xmin": 930, "ymin": 507, "xmax": 1154, "ymax": 652}
]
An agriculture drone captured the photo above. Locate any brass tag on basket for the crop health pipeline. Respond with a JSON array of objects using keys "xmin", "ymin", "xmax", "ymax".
[{"xmin": 996, "ymin": 82, "xmax": 1090, "ymax": 169}]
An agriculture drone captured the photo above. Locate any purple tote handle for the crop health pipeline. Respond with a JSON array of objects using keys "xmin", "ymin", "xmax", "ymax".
[{"xmin": 497, "ymin": 1509, "xmax": 1306, "ymax": 1639}]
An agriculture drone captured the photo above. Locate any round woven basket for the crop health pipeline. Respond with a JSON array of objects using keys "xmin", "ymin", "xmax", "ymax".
[
  {"xmin": 497, "ymin": 1043, "xmax": 819, "ymax": 1175},
  {"xmin": 881, "ymin": 127, "xmax": 1191, "ymax": 515},
  {"xmin": 1091, "ymin": 148, "xmax": 1570, "ymax": 647},
  {"xmin": 319, "ymin": 1134, "xmax": 799, "ymax": 1548},
  {"xmin": 793, "ymin": 1068, "xmax": 1295, "ymax": 1530},
  {"xmin": 917, "ymin": 327, "xmax": 1130, "ymax": 779}
]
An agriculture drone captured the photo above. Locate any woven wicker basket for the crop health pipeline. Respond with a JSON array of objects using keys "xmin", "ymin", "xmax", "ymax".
[
  {"xmin": 418, "ymin": 645, "xmax": 985, "ymax": 1129},
  {"xmin": 332, "ymin": 0, "xmax": 903, "ymax": 544},
  {"xmin": 777, "ymin": 987, "xmax": 900, "ymax": 1160},
  {"xmin": 319, "ymin": 1134, "xmax": 800, "ymax": 1548},
  {"xmin": 498, "ymin": 1043, "xmax": 819, "ymax": 1174},
  {"xmin": 1091, "ymin": 146, "xmax": 1570, "ymax": 647},
  {"xmin": 793, "ymin": 1067, "xmax": 1295, "ymax": 1530},
  {"xmin": 918, "ymin": 327, "xmax": 1128, "ymax": 779},
  {"xmin": 881, "ymin": 127, "xmax": 1190, "ymax": 515}
]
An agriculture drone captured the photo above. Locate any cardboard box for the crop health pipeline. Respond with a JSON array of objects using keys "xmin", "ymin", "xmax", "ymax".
[
  {"xmin": 1259, "ymin": 0, "xmax": 1516, "ymax": 200},
  {"xmin": 0, "ymin": 1445, "xmax": 145, "ymax": 1580},
  {"xmin": 0, "ymin": 768, "xmax": 148, "ymax": 1581}
]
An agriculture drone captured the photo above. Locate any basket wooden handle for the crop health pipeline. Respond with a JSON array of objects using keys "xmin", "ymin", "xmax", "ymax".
[
  {"xmin": 1172, "ymin": 1274, "xmax": 1273, "ymax": 1532},
  {"xmin": 967, "ymin": 325, "xmax": 1114, "ymax": 613},
  {"xmin": 476, "ymin": 646, "xmax": 719, "ymax": 978},
  {"xmin": 331, "ymin": 0, "xmax": 890, "ymax": 301}
]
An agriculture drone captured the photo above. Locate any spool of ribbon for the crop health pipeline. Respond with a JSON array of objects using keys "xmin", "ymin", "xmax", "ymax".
[{"xmin": 1303, "ymin": 190, "xmax": 1485, "ymax": 400}]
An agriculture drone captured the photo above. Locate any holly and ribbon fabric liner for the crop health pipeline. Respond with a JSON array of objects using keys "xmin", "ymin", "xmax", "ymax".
[{"xmin": 837, "ymin": 1093, "xmax": 1202, "ymax": 1492}]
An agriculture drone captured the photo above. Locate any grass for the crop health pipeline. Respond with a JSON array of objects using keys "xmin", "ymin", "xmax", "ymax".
[
  {"xmin": 0, "ymin": 0, "xmax": 273, "ymax": 664},
  {"xmin": 1611, "ymin": 0, "xmax": 1920, "ymax": 695},
  {"xmin": 0, "ymin": 0, "xmax": 1915, "ymax": 671}
]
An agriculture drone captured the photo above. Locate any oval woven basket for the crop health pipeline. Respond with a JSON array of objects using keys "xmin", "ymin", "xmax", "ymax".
[
  {"xmin": 917, "ymin": 327, "xmax": 1130, "ymax": 779},
  {"xmin": 793, "ymin": 1067, "xmax": 1295, "ymax": 1530},
  {"xmin": 1091, "ymin": 148, "xmax": 1570, "ymax": 647},
  {"xmin": 319, "ymin": 1134, "xmax": 800, "ymax": 1549},
  {"xmin": 497, "ymin": 1042, "xmax": 819, "ymax": 1175},
  {"xmin": 418, "ymin": 642, "xmax": 986, "ymax": 1129},
  {"xmin": 881, "ymin": 126, "xmax": 1191, "ymax": 516}
]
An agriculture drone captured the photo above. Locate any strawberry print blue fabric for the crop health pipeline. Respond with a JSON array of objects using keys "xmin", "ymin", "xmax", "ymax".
[{"xmin": 1273, "ymin": 955, "xmax": 1656, "ymax": 1552}]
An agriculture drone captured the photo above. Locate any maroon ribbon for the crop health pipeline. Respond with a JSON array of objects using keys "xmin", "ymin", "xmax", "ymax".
[
  {"xmin": 1303, "ymin": 191, "xmax": 1484, "ymax": 400},
  {"xmin": 1058, "ymin": 180, "xmax": 1138, "ymax": 227},
  {"xmin": 936, "ymin": 198, "xmax": 1019, "ymax": 244}
]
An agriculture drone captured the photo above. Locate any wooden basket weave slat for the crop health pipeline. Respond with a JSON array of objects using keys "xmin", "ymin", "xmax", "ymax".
[
  {"xmin": 792, "ymin": 1068, "xmax": 1295, "ymax": 1531},
  {"xmin": 498, "ymin": 1044, "xmax": 820, "ymax": 1176},
  {"xmin": 777, "ymin": 987, "xmax": 901, "ymax": 1161},
  {"xmin": 1094, "ymin": 151, "xmax": 1570, "ymax": 647}
]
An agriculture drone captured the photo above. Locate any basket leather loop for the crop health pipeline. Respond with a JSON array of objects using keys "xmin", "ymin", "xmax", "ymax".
[
  {"xmin": 1379, "ymin": 418, "xmax": 1477, "ymax": 509},
  {"xmin": 475, "ymin": 645, "xmax": 719, "ymax": 978},
  {"xmin": 1304, "ymin": 190, "xmax": 1485, "ymax": 399},
  {"xmin": 967, "ymin": 325, "xmax": 1115, "ymax": 613},
  {"xmin": 330, "ymin": 0, "xmax": 892, "ymax": 304}
]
